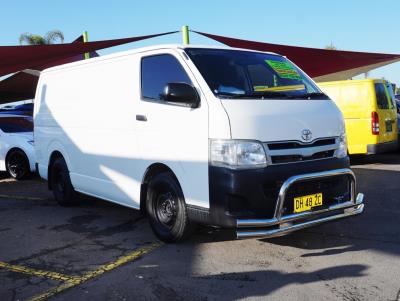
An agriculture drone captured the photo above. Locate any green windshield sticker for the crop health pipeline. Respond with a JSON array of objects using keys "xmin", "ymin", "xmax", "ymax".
[{"xmin": 265, "ymin": 60, "xmax": 302, "ymax": 80}]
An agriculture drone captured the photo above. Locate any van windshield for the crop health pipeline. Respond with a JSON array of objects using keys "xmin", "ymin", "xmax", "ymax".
[{"xmin": 185, "ymin": 48, "xmax": 328, "ymax": 99}]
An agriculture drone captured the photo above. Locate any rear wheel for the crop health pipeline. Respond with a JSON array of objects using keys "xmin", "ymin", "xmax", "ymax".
[
  {"xmin": 50, "ymin": 157, "xmax": 78, "ymax": 206},
  {"xmin": 6, "ymin": 149, "xmax": 30, "ymax": 180},
  {"xmin": 146, "ymin": 172, "xmax": 193, "ymax": 242}
]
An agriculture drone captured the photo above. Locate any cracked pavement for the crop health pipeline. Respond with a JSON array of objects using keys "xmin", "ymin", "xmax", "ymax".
[{"xmin": 0, "ymin": 153, "xmax": 399, "ymax": 300}]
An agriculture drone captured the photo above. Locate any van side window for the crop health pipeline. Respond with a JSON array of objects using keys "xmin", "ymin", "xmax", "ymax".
[
  {"xmin": 385, "ymin": 83, "xmax": 396, "ymax": 109},
  {"xmin": 141, "ymin": 54, "xmax": 192, "ymax": 101},
  {"xmin": 375, "ymin": 83, "xmax": 390, "ymax": 109}
]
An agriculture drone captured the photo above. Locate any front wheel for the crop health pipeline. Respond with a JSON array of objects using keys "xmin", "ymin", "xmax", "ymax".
[
  {"xmin": 6, "ymin": 149, "xmax": 30, "ymax": 180},
  {"xmin": 146, "ymin": 172, "xmax": 193, "ymax": 242}
]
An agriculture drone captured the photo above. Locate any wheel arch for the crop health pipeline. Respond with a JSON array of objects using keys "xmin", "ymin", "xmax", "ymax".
[{"xmin": 140, "ymin": 163, "xmax": 183, "ymax": 214}]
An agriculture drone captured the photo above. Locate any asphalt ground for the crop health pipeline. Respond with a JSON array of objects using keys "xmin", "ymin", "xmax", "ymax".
[{"xmin": 0, "ymin": 153, "xmax": 400, "ymax": 301}]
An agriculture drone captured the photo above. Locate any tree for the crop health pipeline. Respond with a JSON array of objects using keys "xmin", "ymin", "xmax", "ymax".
[
  {"xmin": 19, "ymin": 30, "xmax": 64, "ymax": 45},
  {"xmin": 325, "ymin": 42, "xmax": 337, "ymax": 50}
]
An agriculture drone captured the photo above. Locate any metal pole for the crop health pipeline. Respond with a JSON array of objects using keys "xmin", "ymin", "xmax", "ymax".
[
  {"xmin": 83, "ymin": 31, "xmax": 89, "ymax": 59},
  {"xmin": 182, "ymin": 25, "xmax": 189, "ymax": 45}
]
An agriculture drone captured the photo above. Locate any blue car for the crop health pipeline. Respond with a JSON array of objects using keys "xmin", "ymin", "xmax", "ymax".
[{"xmin": 0, "ymin": 103, "xmax": 33, "ymax": 116}]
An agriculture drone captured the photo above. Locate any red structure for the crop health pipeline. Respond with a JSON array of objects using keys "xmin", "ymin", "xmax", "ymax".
[
  {"xmin": 0, "ymin": 35, "xmax": 99, "ymax": 102},
  {"xmin": 1, "ymin": 29, "xmax": 399, "ymax": 103},
  {"xmin": 193, "ymin": 31, "xmax": 400, "ymax": 82},
  {"xmin": 0, "ymin": 31, "xmax": 177, "ymax": 104}
]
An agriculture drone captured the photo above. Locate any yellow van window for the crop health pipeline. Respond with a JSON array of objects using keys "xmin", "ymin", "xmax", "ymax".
[
  {"xmin": 375, "ymin": 83, "xmax": 390, "ymax": 109},
  {"xmin": 385, "ymin": 83, "xmax": 396, "ymax": 109}
]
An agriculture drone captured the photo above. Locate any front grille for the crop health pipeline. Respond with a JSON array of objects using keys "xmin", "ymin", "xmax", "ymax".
[
  {"xmin": 281, "ymin": 174, "xmax": 352, "ymax": 216},
  {"xmin": 267, "ymin": 138, "xmax": 336, "ymax": 150},
  {"xmin": 265, "ymin": 137, "xmax": 337, "ymax": 165},
  {"xmin": 271, "ymin": 150, "xmax": 335, "ymax": 164}
]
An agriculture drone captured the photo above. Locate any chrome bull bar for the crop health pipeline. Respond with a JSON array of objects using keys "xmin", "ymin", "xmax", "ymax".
[{"xmin": 236, "ymin": 168, "xmax": 364, "ymax": 239}]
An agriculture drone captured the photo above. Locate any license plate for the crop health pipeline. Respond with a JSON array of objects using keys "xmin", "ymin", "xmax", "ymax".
[
  {"xmin": 386, "ymin": 120, "xmax": 393, "ymax": 132},
  {"xmin": 294, "ymin": 193, "xmax": 323, "ymax": 213}
]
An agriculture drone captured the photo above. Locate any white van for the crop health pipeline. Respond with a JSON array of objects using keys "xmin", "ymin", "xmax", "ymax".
[{"xmin": 34, "ymin": 45, "xmax": 364, "ymax": 242}]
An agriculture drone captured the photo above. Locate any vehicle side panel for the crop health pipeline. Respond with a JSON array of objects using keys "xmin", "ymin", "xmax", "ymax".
[
  {"xmin": 34, "ymin": 49, "xmax": 215, "ymax": 210},
  {"xmin": 35, "ymin": 55, "xmax": 144, "ymax": 208}
]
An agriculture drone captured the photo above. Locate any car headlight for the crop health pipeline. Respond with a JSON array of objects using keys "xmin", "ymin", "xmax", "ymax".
[
  {"xmin": 335, "ymin": 133, "xmax": 347, "ymax": 158},
  {"xmin": 210, "ymin": 139, "xmax": 268, "ymax": 169}
]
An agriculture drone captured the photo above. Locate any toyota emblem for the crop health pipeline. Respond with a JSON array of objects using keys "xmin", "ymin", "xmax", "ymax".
[{"xmin": 301, "ymin": 129, "xmax": 312, "ymax": 142}]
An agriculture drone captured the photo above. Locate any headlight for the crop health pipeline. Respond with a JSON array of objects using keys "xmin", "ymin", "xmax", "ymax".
[
  {"xmin": 335, "ymin": 133, "xmax": 347, "ymax": 158},
  {"xmin": 210, "ymin": 140, "xmax": 268, "ymax": 169}
]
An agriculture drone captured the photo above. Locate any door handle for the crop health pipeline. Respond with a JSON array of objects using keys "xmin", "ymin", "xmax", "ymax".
[{"xmin": 136, "ymin": 115, "xmax": 147, "ymax": 122}]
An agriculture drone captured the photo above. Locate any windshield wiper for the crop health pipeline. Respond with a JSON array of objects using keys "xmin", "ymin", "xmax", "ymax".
[
  {"xmin": 216, "ymin": 91, "xmax": 329, "ymax": 100},
  {"xmin": 215, "ymin": 91, "xmax": 289, "ymax": 99},
  {"xmin": 287, "ymin": 92, "xmax": 329, "ymax": 99},
  {"xmin": 214, "ymin": 91, "xmax": 250, "ymax": 98}
]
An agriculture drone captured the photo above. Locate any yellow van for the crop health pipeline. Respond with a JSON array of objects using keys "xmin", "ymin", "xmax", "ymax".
[{"xmin": 318, "ymin": 79, "xmax": 398, "ymax": 154}]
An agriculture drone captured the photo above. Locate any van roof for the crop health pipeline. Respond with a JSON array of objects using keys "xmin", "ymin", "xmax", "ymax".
[{"xmin": 41, "ymin": 44, "xmax": 281, "ymax": 74}]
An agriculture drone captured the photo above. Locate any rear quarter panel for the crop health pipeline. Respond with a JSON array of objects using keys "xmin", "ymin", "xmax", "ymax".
[{"xmin": 35, "ymin": 55, "xmax": 145, "ymax": 208}]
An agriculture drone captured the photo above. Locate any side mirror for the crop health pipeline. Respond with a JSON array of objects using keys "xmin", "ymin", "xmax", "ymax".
[{"xmin": 161, "ymin": 82, "xmax": 200, "ymax": 108}]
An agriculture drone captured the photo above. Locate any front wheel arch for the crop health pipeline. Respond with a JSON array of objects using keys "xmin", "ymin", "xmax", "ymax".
[
  {"xmin": 145, "ymin": 171, "xmax": 193, "ymax": 242},
  {"xmin": 140, "ymin": 163, "xmax": 182, "ymax": 213}
]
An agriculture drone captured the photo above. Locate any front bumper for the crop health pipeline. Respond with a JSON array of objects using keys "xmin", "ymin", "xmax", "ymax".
[
  {"xmin": 236, "ymin": 169, "xmax": 364, "ymax": 239},
  {"xmin": 237, "ymin": 197, "xmax": 364, "ymax": 239},
  {"xmin": 204, "ymin": 158, "xmax": 364, "ymax": 239}
]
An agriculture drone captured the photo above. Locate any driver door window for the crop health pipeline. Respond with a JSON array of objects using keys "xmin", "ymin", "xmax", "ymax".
[{"xmin": 141, "ymin": 54, "xmax": 192, "ymax": 102}]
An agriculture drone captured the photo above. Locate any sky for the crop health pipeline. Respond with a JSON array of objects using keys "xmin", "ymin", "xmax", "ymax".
[{"xmin": 1, "ymin": 0, "xmax": 400, "ymax": 86}]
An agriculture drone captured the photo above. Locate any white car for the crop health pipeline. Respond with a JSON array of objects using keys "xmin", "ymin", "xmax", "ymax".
[{"xmin": 0, "ymin": 115, "xmax": 35, "ymax": 179}]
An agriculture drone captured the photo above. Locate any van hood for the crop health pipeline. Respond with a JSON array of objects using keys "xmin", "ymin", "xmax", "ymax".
[{"xmin": 221, "ymin": 99, "xmax": 344, "ymax": 142}]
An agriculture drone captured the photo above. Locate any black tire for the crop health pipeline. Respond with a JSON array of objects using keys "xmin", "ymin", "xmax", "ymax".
[
  {"xmin": 50, "ymin": 157, "xmax": 78, "ymax": 207},
  {"xmin": 146, "ymin": 172, "xmax": 193, "ymax": 242},
  {"xmin": 6, "ymin": 149, "xmax": 30, "ymax": 180}
]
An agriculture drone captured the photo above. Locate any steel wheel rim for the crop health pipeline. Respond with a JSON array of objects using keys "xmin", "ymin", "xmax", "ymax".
[{"xmin": 155, "ymin": 192, "xmax": 177, "ymax": 228}]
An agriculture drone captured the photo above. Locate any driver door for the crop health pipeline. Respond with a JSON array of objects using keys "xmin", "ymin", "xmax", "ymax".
[{"xmin": 135, "ymin": 50, "xmax": 210, "ymax": 209}]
